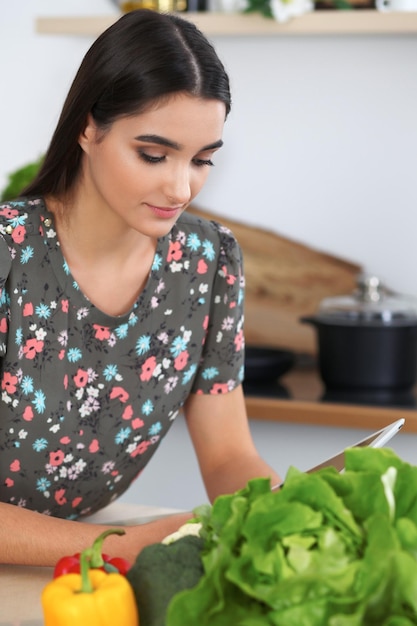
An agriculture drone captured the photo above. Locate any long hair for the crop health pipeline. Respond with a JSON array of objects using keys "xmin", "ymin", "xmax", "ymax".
[{"xmin": 23, "ymin": 10, "xmax": 231, "ymax": 199}]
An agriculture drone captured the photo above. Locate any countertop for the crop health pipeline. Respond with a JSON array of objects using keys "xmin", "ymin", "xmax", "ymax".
[
  {"xmin": 244, "ymin": 361, "xmax": 417, "ymax": 433},
  {"xmin": 0, "ymin": 502, "xmax": 180, "ymax": 625}
]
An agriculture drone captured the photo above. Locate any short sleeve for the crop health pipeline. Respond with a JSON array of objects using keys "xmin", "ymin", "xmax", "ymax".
[
  {"xmin": 191, "ymin": 222, "xmax": 245, "ymax": 395},
  {"xmin": 0, "ymin": 234, "xmax": 12, "ymax": 356}
]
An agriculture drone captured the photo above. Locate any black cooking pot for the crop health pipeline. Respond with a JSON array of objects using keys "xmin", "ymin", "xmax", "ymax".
[{"xmin": 301, "ymin": 275, "xmax": 417, "ymax": 391}]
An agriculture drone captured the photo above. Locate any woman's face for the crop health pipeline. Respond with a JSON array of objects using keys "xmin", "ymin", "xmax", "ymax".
[{"xmin": 78, "ymin": 93, "xmax": 226, "ymax": 239}]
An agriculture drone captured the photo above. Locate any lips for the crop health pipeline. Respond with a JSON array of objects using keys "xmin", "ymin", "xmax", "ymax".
[{"xmin": 148, "ymin": 205, "xmax": 182, "ymax": 220}]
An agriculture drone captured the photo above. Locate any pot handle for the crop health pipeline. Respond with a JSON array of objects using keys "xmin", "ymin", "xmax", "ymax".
[{"xmin": 300, "ymin": 315, "xmax": 318, "ymax": 326}]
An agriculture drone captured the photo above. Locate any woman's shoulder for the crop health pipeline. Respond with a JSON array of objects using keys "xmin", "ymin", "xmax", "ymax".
[
  {"xmin": 176, "ymin": 209, "xmax": 240, "ymax": 251},
  {"xmin": 0, "ymin": 196, "xmax": 45, "ymax": 225},
  {"xmin": 0, "ymin": 196, "xmax": 46, "ymax": 243}
]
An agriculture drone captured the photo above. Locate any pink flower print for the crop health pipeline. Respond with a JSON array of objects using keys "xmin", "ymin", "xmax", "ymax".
[
  {"xmin": 167, "ymin": 240, "xmax": 182, "ymax": 262},
  {"xmin": 132, "ymin": 417, "xmax": 144, "ymax": 429},
  {"xmin": 110, "ymin": 386, "xmax": 129, "ymax": 403},
  {"xmin": 55, "ymin": 489, "xmax": 67, "ymax": 506},
  {"xmin": 93, "ymin": 324, "xmax": 111, "ymax": 340},
  {"xmin": 131, "ymin": 440, "xmax": 151, "ymax": 457},
  {"xmin": 197, "ymin": 259, "xmax": 208, "ymax": 274},
  {"xmin": 73, "ymin": 368, "xmax": 89, "ymax": 388},
  {"xmin": 0, "ymin": 207, "xmax": 18, "ymax": 218},
  {"xmin": 89, "ymin": 439, "xmax": 99, "ymax": 453},
  {"xmin": 22, "ymin": 406, "xmax": 34, "ymax": 421},
  {"xmin": 22, "ymin": 302, "xmax": 33, "ymax": 317},
  {"xmin": 210, "ymin": 383, "xmax": 229, "ymax": 394},
  {"xmin": 11, "ymin": 224, "xmax": 26, "ymax": 244},
  {"xmin": 234, "ymin": 330, "xmax": 244, "ymax": 352},
  {"xmin": 0, "ymin": 317, "xmax": 7, "ymax": 333},
  {"xmin": 61, "ymin": 299, "xmax": 69, "ymax": 313},
  {"xmin": 63, "ymin": 374, "xmax": 69, "ymax": 390},
  {"xmin": 122, "ymin": 405, "xmax": 133, "ymax": 420},
  {"xmin": 49, "ymin": 450, "xmax": 65, "ymax": 466},
  {"xmin": 5, "ymin": 477, "xmax": 14, "ymax": 487},
  {"xmin": 22, "ymin": 338, "xmax": 44, "ymax": 359},
  {"xmin": 1, "ymin": 372, "xmax": 18, "ymax": 394},
  {"xmin": 174, "ymin": 350, "xmax": 189, "ymax": 371},
  {"xmin": 59, "ymin": 350, "xmax": 65, "ymax": 360},
  {"xmin": 72, "ymin": 497, "xmax": 82, "ymax": 508},
  {"xmin": 140, "ymin": 356, "xmax": 157, "ymax": 382},
  {"xmin": 9, "ymin": 459, "xmax": 20, "ymax": 472},
  {"xmin": 203, "ymin": 315, "xmax": 209, "ymax": 331}
]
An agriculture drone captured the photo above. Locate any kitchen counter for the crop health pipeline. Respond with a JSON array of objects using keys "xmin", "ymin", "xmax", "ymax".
[
  {"xmin": 0, "ymin": 502, "xmax": 180, "ymax": 625},
  {"xmin": 245, "ymin": 362, "xmax": 417, "ymax": 433}
]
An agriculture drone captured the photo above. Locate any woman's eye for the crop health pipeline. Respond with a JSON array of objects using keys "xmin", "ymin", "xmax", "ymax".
[
  {"xmin": 138, "ymin": 151, "xmax": 165, "ymax": 164},
  {"xmin": 193, "ymin": 157, "xmax": 214, "ymax": 168}
]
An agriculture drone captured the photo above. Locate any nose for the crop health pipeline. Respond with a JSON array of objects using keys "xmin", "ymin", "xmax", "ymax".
[{"xmin": 163, "ymin": 164, "xmax": 192, "ymax": 206}]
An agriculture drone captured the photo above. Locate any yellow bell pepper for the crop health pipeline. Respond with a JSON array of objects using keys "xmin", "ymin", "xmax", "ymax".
[{"xmin": 42, "ymin": 548, "xmax": 139, "ymax": 626}]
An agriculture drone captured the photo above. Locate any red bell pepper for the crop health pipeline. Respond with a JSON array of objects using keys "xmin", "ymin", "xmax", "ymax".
[{"xmin": 53, "ymin": 528, "xmax": 131, "ymax": 578}]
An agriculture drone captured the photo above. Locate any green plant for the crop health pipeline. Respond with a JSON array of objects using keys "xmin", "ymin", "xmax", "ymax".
[{"xmin": 1, "ymin": 156, "xmax": 43, "ymax": 201}]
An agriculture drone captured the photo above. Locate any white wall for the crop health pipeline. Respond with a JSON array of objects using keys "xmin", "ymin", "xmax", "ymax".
[{"xmin": 1, "ymin": 1, "xmax": 417, "ymax": 297}]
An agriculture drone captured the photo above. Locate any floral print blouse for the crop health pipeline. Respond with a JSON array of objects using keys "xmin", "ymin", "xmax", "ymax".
[{"xmin": 0, "ymin": 197, "xmax": 245, "ymax": 519}]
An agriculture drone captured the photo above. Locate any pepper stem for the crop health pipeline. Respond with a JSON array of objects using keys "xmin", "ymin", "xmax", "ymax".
[
  {"xmin": 89, "ymin": 528, "xmax": 126, "ymax": 568},
  {"xmin": 80, "ymin": 549, "xmax": 94, "ymax": 594}
]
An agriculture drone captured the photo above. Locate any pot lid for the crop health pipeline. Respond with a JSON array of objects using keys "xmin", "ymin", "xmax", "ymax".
[{"xmin": 317, "ymin": 274, "xmax": 417, "ymax": 324}]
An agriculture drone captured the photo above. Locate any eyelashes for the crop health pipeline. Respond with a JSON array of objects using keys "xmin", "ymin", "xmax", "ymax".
[{"xmin": 138, "ymin": 151, "xmax": 214, "ymax": 168}]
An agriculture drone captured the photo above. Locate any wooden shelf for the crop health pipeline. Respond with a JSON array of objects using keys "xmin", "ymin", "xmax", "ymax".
[{"xmin": 35, "ymin": 11, "xmax": 417, "ymax": 37}]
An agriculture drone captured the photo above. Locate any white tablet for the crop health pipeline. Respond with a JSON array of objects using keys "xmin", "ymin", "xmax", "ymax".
[
  {"xmin": 306, "ymin": 418, "xmax": 405, "ymax": 474},
  {"xmin": 272, "ymin": 418, "xmax": 405, "ymax": 490}
]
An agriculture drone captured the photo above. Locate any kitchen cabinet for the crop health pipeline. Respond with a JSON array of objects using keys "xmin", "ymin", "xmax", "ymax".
[{"xmin": 35, "ymin": 11, "xmax": 417, "ymax": 37}]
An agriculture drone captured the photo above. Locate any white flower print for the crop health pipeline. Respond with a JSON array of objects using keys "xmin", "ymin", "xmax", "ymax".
[
  {"xmin": 222, "ymin": 317, "xmax": 234, "ymax": 331},
  {"xmin": 158, "ymin": 332, "xmax": 169, "ymax": 344},
  {"xmin": 58, "ymin": 330, "xmax": 68, "ymax": 346},
  {"xmin": 36, "ymin": 328, "xmax": 47, "ymax": 340}
]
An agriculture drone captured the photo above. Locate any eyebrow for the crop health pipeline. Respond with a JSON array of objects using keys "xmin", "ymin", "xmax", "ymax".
[{"xmin": 134, "ymin": 134, "xmax": 224, "ymax": 152}]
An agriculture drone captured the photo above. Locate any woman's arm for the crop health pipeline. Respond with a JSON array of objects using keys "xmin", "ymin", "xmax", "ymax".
[
  {"xmin": 0, "ymin": 501, "xmax": 192, "ymax": 567},
  {"xmin": 184, "ymin": 385, "xmax": 281, "ymax": 502}
]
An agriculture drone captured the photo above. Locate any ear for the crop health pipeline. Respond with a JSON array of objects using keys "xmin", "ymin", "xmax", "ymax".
[{"xmin": 78, "ymin": 114, "xmax": 98, "ymax": 154}]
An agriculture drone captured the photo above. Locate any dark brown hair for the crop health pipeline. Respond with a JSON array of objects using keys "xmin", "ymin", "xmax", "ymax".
[{"xmin": 23, "ymin": 9, "xmax": 231, "ymax": 199}]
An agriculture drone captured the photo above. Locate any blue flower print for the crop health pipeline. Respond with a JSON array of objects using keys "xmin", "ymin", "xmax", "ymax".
[
  {"xmin": 148, "ymin": 422, "xmax": 162, "ymax": 436},
  {"xmin": 136, "ymin": 335, "xmax": 151, "ymax": 356},
  {"xmin": 170, "ymin": 335, "xmax": 188, "ymax": 357},
  {"xmin": 35, "ymin": 303, "xmax": 51, "ymax": 319},
  {"xmin": 128, "ymin": 313, "xmax": 138, "ymax": 327},
  {"xmin": 141, "ymin": 399, "xmax": 154, "ymax": 416},
  {"xmin": 63, "ymin": 260, "xmax": 70, "ymax": 275},
  {"xmin": 15, "ymin": 327, "xmax": 23, "ymax": 345},
  {"xmin": 32, "ymin": 389, "xmax": 46, "ymax": 413},
  {"xmin": 10, "ymin": 214, "xmax": 27, "ymax": 227},
  {"xmin": 67, "ymin": 348, "xmax": 82, "ymax": 362},
  {"xmin": 33, "ymin": 438, "xmax": 48, "ymax": 452},
  {"xmin": 20, "ymin": 246, "xmax": 34, "ymax": 264},
  {"xmin": 152, "ymin": 254, "xmax": 163, "ymax": 271},
  {"xmin": 36, "ymin": 477, "xmax": 51, "ymax": 492},
  {"xmin": 21, "ymin": 375, "xmax": 34, "ymax": 394},
  {"xmin": 115, "ymin": 427, "xmax": 131, "ymax": 445},
  {"xmin": 182, "ymin": 364, "xmax": 197, "ymax": 385},
  {"xmin": 202, "ymin": 239, "xmax": 215, "ymax": 261},
  {"xmin": 115, "ymin": 323, "xmax": 129, "ymax": 339},
  {"xmin": 103, "ymin": 364, "xmax": 118, "ymax": 381},
  {"xmin": 202, "ymin": 367, "xmax": 219, "ymax": 380},
  {"xmin": 186, "ymin": 233, "xmax": 201, "ymax": 251}
]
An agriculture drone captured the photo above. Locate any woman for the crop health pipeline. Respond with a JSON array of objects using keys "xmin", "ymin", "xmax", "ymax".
[{"xmin": 0, "ymin": 9, "xmax": 279, "ymax": 566}]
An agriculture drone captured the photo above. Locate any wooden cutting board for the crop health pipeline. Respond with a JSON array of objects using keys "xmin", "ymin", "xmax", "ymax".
[{"xmin": 189, "ymin": 205, "xmax": 362, "ymax": 354}]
